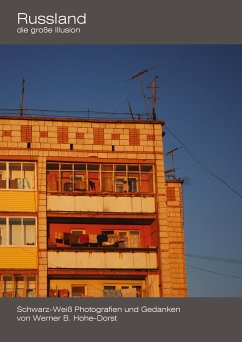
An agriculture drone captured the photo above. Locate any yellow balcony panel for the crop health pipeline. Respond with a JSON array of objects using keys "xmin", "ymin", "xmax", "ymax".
[
  {"xmin": 48, "ymin": 250, "xmax": 157, "ymax": 269},
  {"xmin": 0, "ymin": 247, "xmax": 37, "ymax": 268},
  {"xmin": 0, "ymin": 191, "xmax": 37, "ymax": 212}
]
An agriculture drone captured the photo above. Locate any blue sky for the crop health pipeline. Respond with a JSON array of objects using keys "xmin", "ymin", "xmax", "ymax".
[{"xmin": 0, "ymin": 45, "xmax": 241, "ymax": 296}]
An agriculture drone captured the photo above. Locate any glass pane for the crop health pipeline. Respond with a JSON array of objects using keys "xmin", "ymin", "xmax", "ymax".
[
  {"xmin": 74, "ymin": 172, "xmax": 86, "ymax": 191},
  {"xmin": 101, "ymin": 172, "xmax": 113, "ymax": 192},
  {"xmin": 74, "ymin": 163, "xmax": 86, "ymax": 170},
  {"xmin": 130, "ymin": 231, "xmax": 140, "ymax": 248},
  {"xmin": 103, "ymin": 286, "xmax": 121, "ymax": 297},
  {"xmin": 104, "ymin": 286, "xmax": 116, "ymax": 290},
  {"xmin": 47, "ymin": 171, "xmax": 59, "ymax": 192},
  {"xmin": 27, "ymin": 276, "xmax": 37, "ymax": 297},
  {"xmin": 0, "ymin": 162, "xmax": 6, "ymax": 171},
  {"xmin": 141, "ymin": 165, "xmax": 153, "ymax": 172},
  {"xmin": 9, "ymin": 163, "xmax": 21, "ymax": 171},
  {"xmin": 23, "ymin": 218, "xmax": 36, "ymax": 245},
  {"xmin": 115, "ymin": 173, "xmax": 127, "ymax": 192},
  {"xmin": 0, "ymin": 162, "xmax": 7, "ymax": 189},
  {"xmin": 9, "ymin": 163, "xmax": 21, "ymax": 189},
  {"xmin": 101, "ymin": 165, "xmax": 113, "ymax": 171},
  {"xmin": 128, "ymin": 165, "xmax": 139, "ymax": 172},
  {"xmin": 0, "ymin": 218, "xmax": 7, "ymax": 245},
  {"xmin": 23, "ymin": 163, "xmax": 35, "ymax": 189},
  {"xmin": 72, "ymin": 286, "xmax": 85, "ymax": 297},
  {"xmin": 9, "ymin": 218, "xmax": 22, "ymax": 245},
  {"xmin": 118, "ymin": 232, "xmax": 128, "ymax": 247},
  {"xmin": 87, "ymin": 164, "xmax": 99, "ymax": 171},
  {"xmin": 128, "ymin": 177, "xmax": 138, "ymax": 192},
  {"xmin": 61, "ymin": 171, "xmax": 73, "ymax": 192},
  {"xmin": 115, "ymin": 165, "xmax": 126, "ymax": 171},
  {"xmin": 23, "ymin": 163, "xmax": 34, "ymax": 171},
  {"xmin": 3, "ymin": 276, "xmax": 13, "ymax": 297},
  {"xmin": 140, "ymin": 173, "xmax": 153, "ymax": 193},
  {"xmin": 132, "ymin": 286, "xmax": 142, "ymax": 297},
  {"xmin": 47, "ymin": 163, "xmax": 59, "ymax": 170},
  {"xmin": 61, "ymin": 163, "xmax": 73, "ymax": 170},
  {"xmin": 15, "ymin": 276, "xmax": 24, "ymax": 297},
  {"xmin": 88, "ymin": 171, "xmax": 99, "ymax": 192}
]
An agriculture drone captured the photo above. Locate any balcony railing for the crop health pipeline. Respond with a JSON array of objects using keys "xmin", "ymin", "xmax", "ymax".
[{"xmin": 48, "ymin": 249, "xmax": 157, "ymax": 270}]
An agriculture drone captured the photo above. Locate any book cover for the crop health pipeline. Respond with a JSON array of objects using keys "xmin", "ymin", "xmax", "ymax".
[{"xmin": 0, "ymin": 1, "xmax": 241, "ymax": 341}]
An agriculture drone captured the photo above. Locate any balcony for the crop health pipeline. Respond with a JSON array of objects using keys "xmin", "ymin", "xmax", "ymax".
[
  {"xmin": 0, "ymin": 247, "xmax": 37, "ymax": 268},
  {"xmin": 48, "ymin": 248, "xmax": 157, "ymax": 270},
  {"xmin": 47, "ymin": 195, "xmax": 155, "ymax": 213}
]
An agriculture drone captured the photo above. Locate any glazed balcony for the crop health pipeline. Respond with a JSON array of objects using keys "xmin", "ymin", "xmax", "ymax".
[
  {"xmin": 48, "ymin": 248, "xmax": 157, "ymax": 270},
  {"xmin": 47, "ymin": 195, "xmax": 155, "ymax": 213}
]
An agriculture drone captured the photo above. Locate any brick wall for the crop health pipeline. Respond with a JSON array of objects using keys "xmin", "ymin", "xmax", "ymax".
[{"xmin": 0, "ymin": 117, "xmax": 187, "ymax": 297}]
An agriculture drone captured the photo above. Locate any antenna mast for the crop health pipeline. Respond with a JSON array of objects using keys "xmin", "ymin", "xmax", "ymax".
[
  {"xmin": 148, "ymin": 76, "xmax": 159, "ymax": 121},
  {"xmin": 166, "ymin": 147, "xmax": 178, "ymax": 179},
  {"xmin": 20, "ymin": 78, "xmax": 25, "ymax": 117},
  {"xmin": 140, "ymin": 80, "xmax": 149, "ymax": 120}
]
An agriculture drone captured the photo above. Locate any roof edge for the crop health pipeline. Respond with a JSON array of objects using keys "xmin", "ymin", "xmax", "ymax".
[{"xmin": 0, "ymin": 115, "xmax": 165, "ymax": 125}]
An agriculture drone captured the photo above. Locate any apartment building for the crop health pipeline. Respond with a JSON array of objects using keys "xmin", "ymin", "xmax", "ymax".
[{"xmin": 0, "ymin": 116, "xmax": 187, "ymax": 297}]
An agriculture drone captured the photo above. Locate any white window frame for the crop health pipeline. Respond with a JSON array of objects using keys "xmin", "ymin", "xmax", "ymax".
[
  {"xmin": 0, "ymin": 217, "xmax": 37, "ymax": 247},
  {"xmin": 0, "ymin": 161, "xmax": 36, "ymax": 191}
]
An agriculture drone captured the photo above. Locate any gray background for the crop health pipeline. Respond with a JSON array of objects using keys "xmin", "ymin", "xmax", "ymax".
[
  {"xmin": 0, "ymin": 298, "xmax": 242, "ymax": 342},
  {"xmin": 0, "ymin": 0, "xmax": 242, "ymax": 43}
]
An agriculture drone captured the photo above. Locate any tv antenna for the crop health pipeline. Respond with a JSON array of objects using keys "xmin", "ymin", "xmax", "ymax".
[
  {"xmin": 166, "ymin": 147, "xmax": 178, "ymax": 179},
  {"xmin": 126, "ymin": 97, "xmax": 135, "ymax": 120},
  {"xmin": 128, "ymin": 68, "xmax": 153, "ymax": 120},
  {"xmin": 20, "ymin": 78, "xmax": 25, "ymax": 117},
  {"xmin": 147, "ymin": 76, "xmax": 159, "ymax": 121}
]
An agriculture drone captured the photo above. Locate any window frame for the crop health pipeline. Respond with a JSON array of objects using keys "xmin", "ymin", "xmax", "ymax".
[
  {"xmin": 71, "ymin": 284, "xmax": 86, "ymax": 298},
  {"xmin": 0, "ymin": 217, "xmax": 37, "ymax": 247},
  {"xmin": 103, "ymin": 283, "xmax": 143, "ymax": 297},
  {"xmin": 102, "ymin": 229, "xmax": 140, "ymax": 248},
  {"xmin": 47, "ymin": 162, "xmax": 154, "ymax": 194},
  {"xmin": 0, "ymin": 274, "xmax": 37, "ymax": 298},
  {"xmin": 0, "ymin": 161, "xmax": 36, "ymax": 191}
]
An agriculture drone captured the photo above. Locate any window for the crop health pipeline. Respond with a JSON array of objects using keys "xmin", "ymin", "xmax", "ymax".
[
  {"xmin": 103, "ymin": 284, "xmax": 142, "ymax": 297},
  {"xmin": 0, "ymin": 162, "xmax": 36, "ymax": 190},
  {"xmin": 87, "ymin": 164, "xmax": 99, "ymax": 192},
  {"xmin": 117, "ymin": 231, "xmax": 140, "ymax": 248},
  {"xmin": 47, "ymin": 163, "xmax": 153, "ymax": 194},
  {"xmin": 128, "ymin": 177, "xmax": 138, "ymax": 192},
  {"xmin": 0, "ymin": 217, "xmax": 36, "ymax": 246},
  {"xmin": 72, "ymin": 285, "xmax": 86, "ymax": 297},
  {"xmin": 103, "ymin": 285, "xmax": 121, "ymax": 297},
  {"xmin": 2, "ymin": 276, "xmax": 13, "ymax": 297},
  {"xmin": 0, "ymin": 163, "xmax": 7, "ymax": 189},
  {"xmin": 121, "ymin": 285, "xmax": 142, "ymax": 297},
  {"xmin": 102, "ymin": 230, "xmax": 140, "ymax": 248},
  {"xmin": 129, "ymin": 231, "xmax": 140, "ymax": 248},
  {"xmin": 71, "ymin": 229, "xmax": 85, "ymax": 235},
  {"xmin": 128, "ymin": 165, "xmax": 139, "ymax": 192},
  {"xmin": 115, "ymin": 178, "xmax": 128, "ymax": 192},
  {"xmin": 0, "ymin": 218, "xmax": 7, "ymax": 245},
  {"xmin": 26, "ymin": 276, "xmax": 37, "ymax": 297},
  {"xmin": 15, "ymin": 276, "xmax": 24, "ymax": 297},
  {"xmin": 0, "ymin": 275, "xmax": 37, "ymax": 297}
]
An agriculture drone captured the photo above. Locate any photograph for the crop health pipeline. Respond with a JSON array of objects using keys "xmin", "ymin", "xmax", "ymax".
[{"xmin": 0, "ymin": 45, "xmax": 241, "ymax": 299}]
